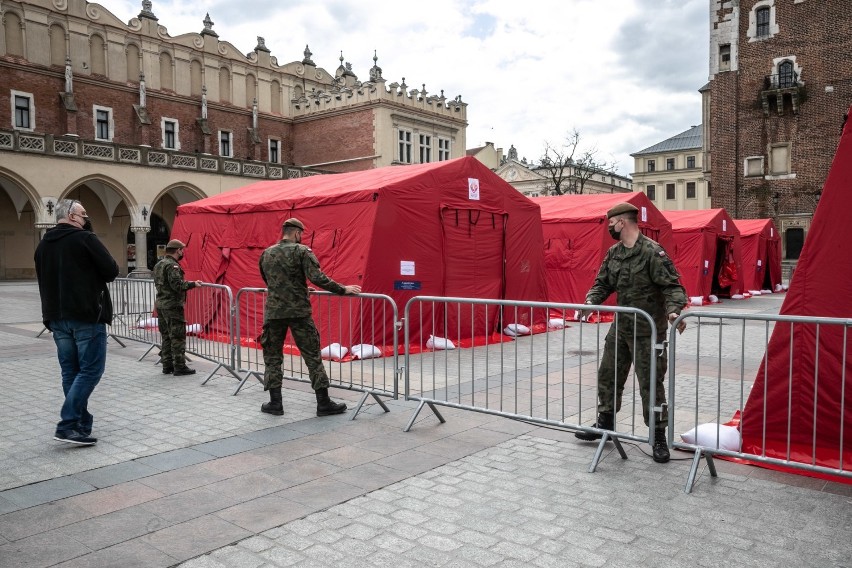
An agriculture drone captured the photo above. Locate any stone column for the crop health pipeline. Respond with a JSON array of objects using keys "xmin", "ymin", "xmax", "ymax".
[{"xmin": 129, "ymin": 226, "xmax": 152, "ymax": 278}]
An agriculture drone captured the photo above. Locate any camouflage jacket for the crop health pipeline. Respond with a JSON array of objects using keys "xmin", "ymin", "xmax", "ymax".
[
  {"xmin": 153, "ymin": 256, "xmax": 194, "ymax": 310},
  {"xmin": 586, "ymin": 234, "xmax": 687, "ymax": 339},
  {"xmin": 259, "ymin": 240, "xmax": 346, "ymax": 319}
]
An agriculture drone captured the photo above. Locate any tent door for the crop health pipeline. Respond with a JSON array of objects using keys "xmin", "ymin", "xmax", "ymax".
[
  {"xmin": 439, "ymin": 208, "xmax": 507, "ymax": 339},
  {"xmin": 712, "ymin": 236, "xmax": 738, "ymax": 297}
]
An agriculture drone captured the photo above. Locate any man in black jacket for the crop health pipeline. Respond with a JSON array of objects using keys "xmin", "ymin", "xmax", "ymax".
[{"xmin": 35, "ymin": 199, "xmax": 119, "ymax": 445}]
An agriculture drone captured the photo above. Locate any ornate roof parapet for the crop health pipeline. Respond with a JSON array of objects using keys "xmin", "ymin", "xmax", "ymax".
[
  {"xmin": 369, "ymin": 51, "xmax": 384, "ymax": 83},
  {"xmin": 200, "ymin": 13, "xmax": 218, "ymax": 37},
  {"xmin": 302, "ymin": 45, "xmax": 316, "ymax": 67},
  {"xmin": 254, "ymin": 36, "xmax": 271, "ymax": 53},
  {"xmin": 138, "ymin": 0, "xmax": 158, "ymax": 21}
]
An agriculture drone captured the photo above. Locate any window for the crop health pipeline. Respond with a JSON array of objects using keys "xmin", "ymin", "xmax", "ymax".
[
  {"xmin": 268, "ymin": 139, "xmax": 280, "ymax": 163},
  {"xmin": 11, "ymin": 91, "xmax": 34, "ymax": 131},
  {"xmin": 744, "ymin": 156, "xmax": 764, "ymax": 177},
  {"xmin": 785, "ymin": 228, "xmax": 804, "ymax": 260},
  {"xmin": 666, "ymin": 158, "xmax": 675, "ymax": 170},
  {"xmin": 686, "ymin": 182, "xmax": 696, "ymax": 199},
  {"xmin": 219, "ymin": 130, "xmax": 233, "ymax": 157},
  {"xmin": 419, "ymin": 134, "xmax": 432, "ymax": 163},
  {"xmin": 438, "ymin": 137, "xmax": 451, "ymax": 161},
  {"xmin": 647, "ymin": 159, "xmax": 655, "ymax": 172},
  {"xmin": 686, "ymin": 156, "xmax": 696, "ymax": 169},
  {"xmin": 161, "ymin": 118, "xmax": 179, "ymax": 150},
  {"xmin": 769, "ymin": 144, "xmax": 790, "ymax": 175},
  {"xmin": 778, "ymin": 60, "xmax": 795, "ymax": 88},
  {"xmin": 756, "ymin": 7, "xmax": 770, "ymax": 37},
  {"xmin": 93, "ymin": 106, "xmax": 112, "ymax": 141},
  {"xmin": 398, "ymin": 129, "xmax": 412, "ymax": 163},
  {"xmin": 646, "ymin": 185, "xmax": 656, "ymax": 200},
  {"xmin": 719, "ymin": 44, "xmax": 731, "ymax": 72},
  {"xmin": 666, "ymin": 183, "xmax": 675, "ymax": 200}
]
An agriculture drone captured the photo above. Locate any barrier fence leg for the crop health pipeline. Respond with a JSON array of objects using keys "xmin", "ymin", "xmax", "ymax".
[
  {"xmin": 350, "ymin": 391, "xmax": 391, "ymax": 421},
  {"xmin": 588, "ymin": 433, "xmax": 628, "ymax": 473},
  {"xmin": 232, "ymin": 371, "xmax": 264, "ymax": 395},
  {"xmin": 108, "ymin": 334, "xmax": 127, "ymax": 348},
  {"xmin": 137, "ymin": 343, "xmax": 158, "ymax": 362},
  {"xmin": 685, "ymin": 450, "xmax": 718, "ymax": 494},
  {"xmin": 403, "ymin": 401, "xmax": 446, "ymax": 432},
  {"xmin": 36, "ymin": 327, "xmax": 49, "ymax": 338}
]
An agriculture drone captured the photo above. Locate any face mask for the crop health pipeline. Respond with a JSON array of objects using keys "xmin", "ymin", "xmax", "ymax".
[
  {"xmin": 81, "ymin": 217, "xmax": 93, "ymax": 232},
  {"xmin": 608, "ymin": 221, "xmax": 622, "ymax": 241}
]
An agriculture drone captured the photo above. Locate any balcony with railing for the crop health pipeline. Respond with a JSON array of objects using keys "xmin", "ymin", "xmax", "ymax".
[
  {"xmin": 761, "ymin": 71, "xmax": 804, "ymax": 117},
  {"xmin": 0, "ymin": 129, "xmax": 320, "ymax": 181}
]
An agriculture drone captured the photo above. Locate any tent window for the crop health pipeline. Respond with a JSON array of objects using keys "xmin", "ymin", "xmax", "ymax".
[{"xmin": 785, "ymin": 228, "xmax": 804, "ymax": 260}]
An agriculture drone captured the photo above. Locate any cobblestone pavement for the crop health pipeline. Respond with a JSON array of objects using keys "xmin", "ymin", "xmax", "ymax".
[{"xmin": 1, "ymin": 282, "xmax": 850, "ymax": 567}]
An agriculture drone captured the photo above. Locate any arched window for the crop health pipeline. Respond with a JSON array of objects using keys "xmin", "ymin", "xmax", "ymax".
[
  {"xmin": 219, "ymin": 67, "xmax": 231, "ymax": 103},
  {"xmin": 4, "ymin": 12, "xmax": 24, "ymax": 56},
  {"xmin": 49, "ymin": 24, "xmax": 66, "ymax": 66},
  {"xmin": 270, "ymin": 80, "xmax": 281, "ymax": 114},
  {"xmin": 126, "ymin": 44, "xmax": 140, "ymax": 83},
  {"xmin": 159, "ymin": 52, "xmax": 174, "ymax": 91},
  {"xmin": 90, "ymin": 35, "xmax": 106, "ymax": 75},
  {"xmin": 190, "ymin": 60, "xmax": 202, "ymax": 96},
  {"xmin": 778, "ymin": 60, "xmax": 795, "ymax": 88}
]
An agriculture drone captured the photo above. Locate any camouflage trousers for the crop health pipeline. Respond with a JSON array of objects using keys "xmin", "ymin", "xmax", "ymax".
[
  {"xmin": 596, "ymin": 328, "xmax": 669, "ymax": 428},
  {"xmin": 260, "ymin": 317, "xmax": 330, "ymax": 391},
  {"xmin": 158, "ymin": 306, "xmax": 187, "ymax": 369}
]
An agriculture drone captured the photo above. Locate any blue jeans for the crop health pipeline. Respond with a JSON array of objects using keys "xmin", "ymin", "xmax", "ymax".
[{"xmin": 51, "ymin": 320, "xmax": 107, "ymax": 436}]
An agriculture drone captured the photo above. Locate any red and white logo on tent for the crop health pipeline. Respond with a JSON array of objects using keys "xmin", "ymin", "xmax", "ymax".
[{"xmin": 468, "ymin": 178, "xmax": 480, "ymax": 200}]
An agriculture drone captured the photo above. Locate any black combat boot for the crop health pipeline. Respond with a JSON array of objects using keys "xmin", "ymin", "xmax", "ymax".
[
  {"xmin": 652, "ymin": 428, "xmax": 670, "ymax": 463},
  {"xmin": 162, "ymin": 365, "xmax": 174, "ymax": 374},
  {"xmin": 575, "ymin": 412, "xmax": 615, "ymax": 441},
  {"xmin": 316, "ymin": 388, "xmax": 347, "ymax": 416},
  {"xmin": 173, "ymin": 366, "xmax": 196, "ymax": 376},
  {"xmin": 261, "ymin": 387, "xmax": 284, "ymax": 416}
]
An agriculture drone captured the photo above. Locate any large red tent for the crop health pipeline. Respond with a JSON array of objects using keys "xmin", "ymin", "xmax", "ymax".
[
  {"xmin": 733, "ymin": 218, "xmax": 782, "ymax": 293},
  {"xmin": 532, "ymin": 192, "xmax": 675, "ymax": 313},
  {"xmin": 740, "ymin": 108, "xmax": 852, "ymax": 474},
  {"xmin": 171, "ymin": 157, "xmax": 549, "ymax": 350},
  {"xmin": 662, "ymin": 208, "xmax": 744, "ymax": 301}
]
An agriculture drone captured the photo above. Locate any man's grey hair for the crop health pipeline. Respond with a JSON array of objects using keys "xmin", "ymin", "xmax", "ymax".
[{"xmin": 55, "ymin": 199, "xmax": 79, "ymax": 222}]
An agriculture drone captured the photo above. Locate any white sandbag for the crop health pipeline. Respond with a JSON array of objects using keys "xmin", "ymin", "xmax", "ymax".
[
  {"xmin": 761, "ymin": 289, "xmax": 773, "ymax": 294},
  {"xmin": 548, "ymin": 318, "xmax": 566, "ymax": 330},
  {"xmin": 730, "ymin": 294, "xmax": 745, "ymax": 300},
  {"xmin": 748, "ymin": 290, "xmax": 762, "ymax": 296},
  {"xmin": 775, "ymin": 283, "xmax": 783, "ymax": 292},
  {"xmin": 781, "ymin": 284, "xmax": 789, "ymax": 291},
  {"xmin": 680, "ymin": 423, "xmax": 741, "ymax": 451},
  {"xmin": 689, "ymin": 296, "xmax": 704, "ymax": 306},
  {"xmin": 185, "ymin": 323, "xmax": 202, "ymax": 335},
  {"xmin": 426, "ymin": 335, "xmax": 455, "ymax": 350},
  {"xmin": 503, "ymin": 323, "xmax": 531, "ymax": 337},
  {"xmin": 350, "ymin": 343, "xmax": 382, "ymax": 359},
  {"xmin": 708, "ymin": 295, "xmax": 720, "ymax": 303},
  {"xmin": 320, "ymin": 342, "xmax": 348, "ymax": 360},
  {"xmin": 138, "ymin": 317, "xmax": 158, "ymax": 329}
]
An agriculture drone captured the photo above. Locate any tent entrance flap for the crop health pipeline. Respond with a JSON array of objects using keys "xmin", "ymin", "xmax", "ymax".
[
  {"xmin": 439, "ymin": 208, "xmax": 507, "ymax": 339},
  {"xmin": 712, "ymin": 236, "xmax": 738, "ymax": 297}
]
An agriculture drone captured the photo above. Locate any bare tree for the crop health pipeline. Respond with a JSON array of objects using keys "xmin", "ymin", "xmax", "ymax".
[{"xmin": 538, "ymin": 129, "xmax": 617, "ymax": 195}]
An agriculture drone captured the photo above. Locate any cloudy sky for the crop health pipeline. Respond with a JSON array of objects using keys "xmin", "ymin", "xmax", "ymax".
[{"xmin": 111, "ymin": 0, "xmax": 709, "ymax": 175}]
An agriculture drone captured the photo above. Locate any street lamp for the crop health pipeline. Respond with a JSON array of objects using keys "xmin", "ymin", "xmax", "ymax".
[{"xmin": 772, "ymin": 192, "xmax": 780, "ymax": 214}]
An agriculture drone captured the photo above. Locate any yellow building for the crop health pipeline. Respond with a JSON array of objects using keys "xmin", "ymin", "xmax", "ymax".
[{"xmin": 631, "ymin": 126, "xmax": 710, "ymax": 210}]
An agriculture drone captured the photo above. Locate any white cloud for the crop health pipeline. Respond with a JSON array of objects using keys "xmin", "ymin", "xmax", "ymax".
[{"xmin": 109, "ymin": 0, "xmax": 707, "ymax": 175}]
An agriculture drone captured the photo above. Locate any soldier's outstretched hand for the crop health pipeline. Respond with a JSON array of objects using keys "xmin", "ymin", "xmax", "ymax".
[
  {"xmin": 668, "ymin": 312, "xmax": 686, "ymax": 334},
  {"xmin": 344, "ymin": 285, "xmax": 361, "ymax": 295}
]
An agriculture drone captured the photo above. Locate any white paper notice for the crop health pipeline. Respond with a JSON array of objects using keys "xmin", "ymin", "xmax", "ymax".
[
  {"xmin": 704, "ymin": 260, "xmax": 710, "ymax": 269},
  {"xmin": 757, "ymin": 260, "xmax": 762, "ymax": 267},
  {"xmin": 468, "ymin": 178, "xmax": 480, "ymax": 200},
  {"xmin": 641, "ymin": 206, "xmax": 648, "ymax": 222},
  {"xmin": 771, "ymin": 228, "xmax": 774, "ymax": 237},
  {"xmin": 400, "ymin": 261, "xmax": 415, "ymax": 276},
  {"xmin": 722, "ymin": 219, "xmax": 727, "ymax": 232}
]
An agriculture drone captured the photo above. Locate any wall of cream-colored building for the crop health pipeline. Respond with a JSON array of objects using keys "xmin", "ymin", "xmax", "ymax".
[
  {"xmin": 632, "ymin": 149, "xmax": 710, "ymax": 210},
  {"xmin": 378, "ymin": 106, "xmax": 466, "ymax": 166}
]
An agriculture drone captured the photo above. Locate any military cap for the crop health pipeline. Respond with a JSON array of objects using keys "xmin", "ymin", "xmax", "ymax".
[
  {"xmin": 283, "ymin": 218, "xmax": 305, "ymax": 230},
  {"xmin": 165, "ymin": 239, "xmax": 186, "ymax": 250},
  {"xmin": 606, "ymin": 202, "xmax": 639, "ymax": 219}
]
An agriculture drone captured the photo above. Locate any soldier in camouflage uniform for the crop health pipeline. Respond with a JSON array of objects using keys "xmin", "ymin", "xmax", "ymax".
[
  {"xmin": 575, "ymin": 202, "xmax": 687, "ymax": 463},
  {"xmin": 258, "ymin": 218, "xmax": 361, "ymax": 416},
  {"xmin": 153, "ymin": 239, "xmax": 202, "ymax": 376}
]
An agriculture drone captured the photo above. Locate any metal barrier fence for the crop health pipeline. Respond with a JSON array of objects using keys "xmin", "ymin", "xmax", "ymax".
[
  {"xmin": 402, "ymin": 296, "xmax": 661, "ymax": 472},
  {"xmin": 106, "ymin": 278, "xmax": 242, "ymax": 383},
  {"xmin": 669, "ymin": 311, "xmax": 852, "ymax": 493},
  {"xmin": 233, "ymin": 288, "xmax": 401, "ymax": 419}
]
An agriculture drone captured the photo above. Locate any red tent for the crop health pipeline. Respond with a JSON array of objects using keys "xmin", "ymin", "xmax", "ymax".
[
  {"xmin": 171, "ymin": 157, "xmax": 549, "ymax": 349},
  {"xmin": 532, "ymin": 192, "xmax": 675, "ymax": 314},
  {"xmin": 662, "ymin": 209, "xmax": 744, "ymax": 301},
  {"xmin": 733, "ymin": 219, "xmax": 782, "ymax": 293},
  {"xmin": 740, "ymin": 107, "xmax": 852, "ymax": 473}
]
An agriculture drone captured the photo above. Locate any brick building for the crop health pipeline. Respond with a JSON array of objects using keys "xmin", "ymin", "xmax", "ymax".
[
  {"xmin": 0, "ymin": 0, "xmax": 467, "ymax": 278},
  {"xmin": 705, "ymin": 0, "xmax": 852, "ymax": 279}
]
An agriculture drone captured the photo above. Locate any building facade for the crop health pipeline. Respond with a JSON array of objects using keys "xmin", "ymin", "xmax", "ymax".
[
  {"xmin": 705, "ymin": 0, "xmax": 852, "ymax": 278},
  {"xmin": 0, "ymin": 0, "xmax": 467, "ymax": 278},
  {"xmin": 631, "ymin": 125, "xmax": 710, "ymax": 211}
]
